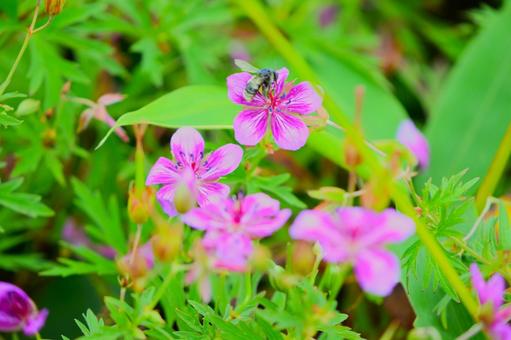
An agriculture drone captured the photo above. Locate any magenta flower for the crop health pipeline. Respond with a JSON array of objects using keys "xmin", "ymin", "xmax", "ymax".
[
  {"xmin": 183, "ymin": 193, "xmax": 291, "ymax": 271},
  {"xmin": 146, "ymin": 127, "xmax": 243, "ymax": 217},
  {"xmin": 0, "ymin": 282, "xmax": 48, "ymax": 336},
  {"xmin": 289, "ymin": 207, "xmax": 415, "ymax": 296},
  {"xmin": 396, "ymin": 119, "xmax": 430, "ymax": 169},
  {"xmin": 470, "ymin": 264, "xmax": 511, "ymax": 339},
  {"xmin": 227, "ymin": 67, "xmax": 322, "ymax": 150}
]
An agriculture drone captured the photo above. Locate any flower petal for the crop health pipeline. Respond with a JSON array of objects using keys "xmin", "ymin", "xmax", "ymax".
[
  {"xmin": 470, "ymin": 263, "xmax": 505, "ymax": 310},
  {"xmin": 289, "ymin": 210, "xmax": 346, "ymax": 262},
  {"xmin": 227, "ymin": 72, "xmax": 266, "ymax": 106},
  {"xmin": 490, "ymin": 322, "xmax": 511, "ymax": 340},
  {"xmin": 23, "ymin": 308, "xmax": 48, "ymax": 336},
  {"xmin": 282, "ymin": 82, "xmax": 322, "ymax": 115},
  {"xmin": 354, "ymin": 249, "xmax": 400, "ymax": 296},
  {"xmin": 200, "ymin": 144, "xmax": 243, "ymax": 180},
  {"xmin": 197, "ymin": 182, "xmax": 231, "ymax": 207},
  {"xmin": 205, "ymin": 232, "xmax": 253, "ymax": 272},
  {"xmin": 271, "ymin": 112, "xmax": 309, "ymax": 150},
  {"xmin": 171, "ymin": 127, "xmax": 205, "ymax": 168},
  {"xmin": 156, "ymin": 185, "xmax": 177, "ymax": 217},
  {"xmin": 274, "ymin": 68, "xmax": 289, "ymax": 97},
  {"xmin": 146, "ymin": 157, "xmax": 179, "ymax": 185},
  {"xmin": 360, "ymin": 209, "xmax": 415, "ymax": 247},
  {"xmin": 396, "ymin": 120, "xmax": 430, "ymax": 169},
  {"xmin": 98, "ymin": 93, "xmax": 125, "ymax": 106},
  {"xmin": 234, "ymin": 108, "xmax": 268, "ymax": 146},
  {"xmin": 241, "ymin": 193, "xmax": 290, "ymax": 238},
  {"xmin": 182, "ymin": 199, "xmax": 230, "ymax": 231}
]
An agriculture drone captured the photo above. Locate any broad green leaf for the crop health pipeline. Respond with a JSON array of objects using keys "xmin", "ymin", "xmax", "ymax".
[
  {"xmin": 421, "ymin": 3, "xmax": 511, "ymax": 190},
  {"xmin": 97, "ymin": 85, "xmax": 239, "ymax": 148}
]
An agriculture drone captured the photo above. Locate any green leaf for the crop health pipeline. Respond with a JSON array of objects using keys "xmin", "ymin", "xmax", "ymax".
[
  {"xmin": 97, "ymin": 86, "xmax": 238, "ymax": 148},
  {"xmin": 0, "ymin": 111, "xmax": 22, "ymax": 127},
  {"xmin": 0, "ymin": 178, "xmax": 54, "ymax": 217},
  {"xmin": 421, "ymin": 3, "xmax": 511, "ymax": 190}
]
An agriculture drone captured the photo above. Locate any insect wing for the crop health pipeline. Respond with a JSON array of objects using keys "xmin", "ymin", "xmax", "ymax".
[{"xmin": 234, "ymin": 59, "xmax": 259, "ymax": 73}]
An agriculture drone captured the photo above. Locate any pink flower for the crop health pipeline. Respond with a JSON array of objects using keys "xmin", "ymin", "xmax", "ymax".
[
  {"xmin": 227, "ymin": 67, "xmax": 322, "ymax": 150},
  {"xmin": 289, "ymin": 207, "xmax": 415, "ymax": 296},
  {"xmin": 183, "ymin": 193, "xmax": 291, "ymax": 271},
  {"xmin": 0, "ymin": 282, "xmax": 48, "ymax": 336},
  {"xmin": 146, "ymin": 127, "xmax": 243, "ymax": 217},
  {"xmin": 396, "ymin": 120, "xmax": 430, "ymax": 169},
  {"xmin": 78, "ymin": 93, "xmax": 129, "ymax": 142},
  {"xmin": 470, "ymin": 264, "xmax": 511, "ymax": 339}
]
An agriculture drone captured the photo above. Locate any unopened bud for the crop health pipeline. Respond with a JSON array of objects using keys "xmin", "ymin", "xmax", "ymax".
[
  {"xmin": 361, "ymin": 174, "xmax": 390, "ymax": 211},
  {"xmin": 290, "ymin": 241, "xmax": 316, "ymax": 276},
  {"xmin": 269, "ymin": 265, "xmax": 297, "ymax": 292},
  {"xmin": 45, "ymin": 0, "xmax": 65, "ymax": 15},
  {"xmin": 152, "ymin": 218, "xmax": 183, "ymax": 263},
  {"xmin": 42, "ymin": 128, "xmax": 56, "ymax": 148},
  {"xmin": 173, "ymin": 168, "xmax": 197, "ymax": 214},
  {"xmin": 128, "ymin": 184, "xmax": 155, "ymax": 224},
  {"xmin": 249, "ymin": 244, "xmax": 271, "ymax": 271}
]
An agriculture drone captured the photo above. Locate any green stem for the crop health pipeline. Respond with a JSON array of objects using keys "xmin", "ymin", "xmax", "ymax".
[
  {"xmin": 235, "ymin": 0, "xmax": 479, "ymax": 320},
  {"xmin": 148, "ymin": 265, "xmax": 174, "ymax": 310},
  {"xmin": 35, "ymin": 333, "xmax": 42, "ymax": 340},
  {"xmin": 0, "ymin": 0, "xmax": 43, "ymax": 96},
  {"xmin": 135, "ymin": 133, "xmax": 145, "ymax": 192},
  {"xmin": 475, "ymin": 120, "xmax": 511, "ymax": 212},
  {"xmin": 243, "ymin": 271, "xmax": 252, "ymax": 304}
]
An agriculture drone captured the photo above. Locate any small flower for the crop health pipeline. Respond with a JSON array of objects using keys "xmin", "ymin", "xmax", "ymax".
[
  {"xmin": 396, "ymin": 120, "xmax": 430, "ymax": 170},
  {"xmin": 183, "ymin": 193, "xmax": 291, "ymax": 271},
  {"xmin": 318, "ymin": 4, "xmax": 339, "ymax": 28},
  {"xmin": 45, "ymin": 0, "xmax": 65, "ymax": 15},
  {"xmin": 289, "ymin": 207, "xmax": 415, "ymax": 296},
  {"xmin": 0, "ymin": 282, "xmax": 48, "ymax": 336},
  {"xmin": 146, "ymin": 127, "xmax": 243, "ymax": 217},
  {"xmin": 77, "ymin": 93, "xmax": 128, "ymax": 142},
  {"xmin": 227, "ymin": 68, "xmax": 322, "ymax": 150},
  {"xmin": 62, "ymin": 219, "xmax": 116, "ymax": 259},
  {"xmin": 470, "ymin": 264, "xmax": 511, "ymax": 339}
]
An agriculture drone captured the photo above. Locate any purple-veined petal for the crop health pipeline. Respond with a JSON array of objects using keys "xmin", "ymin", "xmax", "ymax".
[
  {"xmin": 271, "ymin": 111, "xmax": 309, "ymax": 150},
  {"xmin": 146, "ymin": 157, "xmax": 179, "ymax": 185},
  {"xmin": 0, "ymin": 282, "xmax": 40, "ymax": 333},
  {"xmin": 200, "ymin": 144, "xmax": 243, "ymax": 180},
  {"xmin": 227, "ymin": 72, "xmax": 266, "ymax": 107},
  {"xmin": 23, "ymin": 309, "xmax": 48, "ymax": 336},
  {"xmin": 396, "ymin": 120, "xmax": 430, "ymax": 170},
  {"xmin": 281, "ymin": 81, "xmax": 322, "ymax": 115},
  {"xmin": 156, "ymin": 185, "xmax": 178, "ymax": 217},
  {"xmin": 233, "ymin": 108, "xmax": 269, "ymax": 146},
  {"xmin": 182, "ymin": 199, "xmax": 230, "ymax": 231},
  {"xmin": 197, "ymin": 182, "xmax": 231, "ymax": 207},
  {"xmin": 274, "ymin": 68, "xmax": 289, "ymax": 97},
  {"xmin": 0, "ymin": 311, "xmax": 20, "ymax": 332},
  {"xmin": 98, "ymin": 93, "xmax": 125, "ymax": 106},
  {"xmin": 354, "ymin": 248, "xmax": 400, "ymax": 296},
  {"xmin": 171, "ymin": 127, "xmax": 205, "ymax": 169}
]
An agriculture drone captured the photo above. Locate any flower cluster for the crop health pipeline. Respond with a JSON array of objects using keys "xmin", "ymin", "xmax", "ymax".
[{"xmin": 0, "ymin": 282, "xmax": 48, "ymax": 336}]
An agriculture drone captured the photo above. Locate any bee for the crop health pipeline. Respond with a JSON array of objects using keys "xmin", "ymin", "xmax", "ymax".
[{"xmin": 235, "ymin": 59, "xmax": 277, "ymax": 102}]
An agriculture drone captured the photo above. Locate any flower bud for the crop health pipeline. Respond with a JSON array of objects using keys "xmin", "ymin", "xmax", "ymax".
[
  {"xmin": 249, "ymin": 244, "xmax": 271, "ymax": 271},
  {"xmin": 152, "ymin": 217, "xmax": 183, "ymax": 263},
  {"xmin": 173, "ymin": 168, "xmax": 197, "ymax": 214},
  {"xmin": 116, "ymin": 242, "xmax": 154, "ymax": 291},
  {"xmin": 45, "ymin": 0, "xmax": 65, "ymax": 15},
  {"xmin": 344, "ymin": 137, "xmax": 362, "ymax": 168},
  {"xmin": 127, "ymin": 184, "xmax": 155, "ymax": 224},
  {"xmin": 268, "ymin": 265, "xmax": 297, "ymax": 292},
  {"xmin": 290, "ymin": 241, "xmax": 316, "ymax": 276}
]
